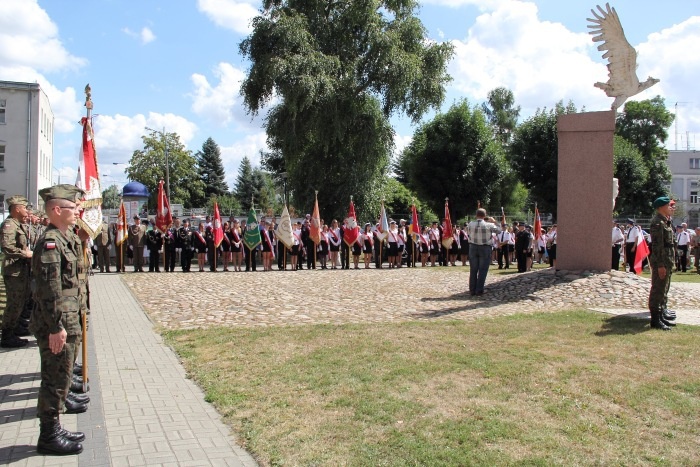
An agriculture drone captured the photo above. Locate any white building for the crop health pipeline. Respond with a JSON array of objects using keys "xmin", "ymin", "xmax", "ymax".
[
  {"xmin": 0, "ymin": 81, "xmax": 54, "ymax": 221},
  {"xmin": 667, "ymin": 149, "xmax": 700, "ymax": 227}
]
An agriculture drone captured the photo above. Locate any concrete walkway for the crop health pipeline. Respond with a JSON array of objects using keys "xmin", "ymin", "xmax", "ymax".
[{"xmin": 0, "ymin": 273, "xmax": 257, "ymax": 466}]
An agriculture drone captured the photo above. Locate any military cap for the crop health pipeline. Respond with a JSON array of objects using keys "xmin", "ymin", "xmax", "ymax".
[
  {"xmin": 38, "ymin": 184, "xmax": 85, "ymax": 203},
  {"xmin": 626, "ymin": 218, "xmax": 635, "ymax": 225},
  {"xmin": 6, "ymin": 195, "xmax": 29, "ymax": 208},
  {"xmin": 652, "ymin": 197, "xmax": 672, "ymax": 209},
  {"xmin": 133, "ymin": 215, "xmax": 139, "ymax": 220}
]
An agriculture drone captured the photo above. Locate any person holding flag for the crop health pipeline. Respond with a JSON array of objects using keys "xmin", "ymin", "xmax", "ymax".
[
  {"xmin": 342, "ymin": 199, "xmax": 360, "ymax": 270},
  {"xmin": 115, "ymin": 201, "xmax": 128, "ymax": 272},
  {"xmin": 210, "ymin": 202, "xmax": 224, "ymax": 272},
  {"xmin": 309, "ymin": 192, "xmax": 322, "ymax": 269},
  {"xmin": 243, "ymin": 207, "xmax": 262, "ymax": 272}
]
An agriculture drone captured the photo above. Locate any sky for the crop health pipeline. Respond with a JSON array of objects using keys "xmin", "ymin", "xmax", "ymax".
[{"xmin": 2, "ymin": 0, "xmax": 699, "ymax": 192}]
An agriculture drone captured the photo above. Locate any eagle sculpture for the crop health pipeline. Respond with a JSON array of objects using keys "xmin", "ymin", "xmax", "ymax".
[{"xmin": 587, "ymin": 3, "xmax": 659, "ymax": 111}]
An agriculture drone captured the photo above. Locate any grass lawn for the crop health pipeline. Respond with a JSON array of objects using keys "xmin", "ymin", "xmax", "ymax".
[{"xmin": 165, "ymin": 311, "xmax": 700, "ymax": 466}]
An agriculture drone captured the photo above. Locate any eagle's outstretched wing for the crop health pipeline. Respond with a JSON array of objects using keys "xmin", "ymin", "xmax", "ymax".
[{"xmin": 587, "ymin": 3, "xmax": 639, "ymax": 94}]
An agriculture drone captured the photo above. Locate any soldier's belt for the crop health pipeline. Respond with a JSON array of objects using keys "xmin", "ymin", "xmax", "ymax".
[{"xmin": 62, "ymin": 289, "xmax": 80, "ymax": 297}]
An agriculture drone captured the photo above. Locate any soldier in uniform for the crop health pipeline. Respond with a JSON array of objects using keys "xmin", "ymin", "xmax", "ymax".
[
  {"xmin": 111, "ymin": 222, "xmax": 127, "ymax": 273},
  {"xmin": 95, "ymin": 219, "xmax": 111, "ymax": 272},
  {"xmin": 164, "ymin": 217, "xmax": 179, "ymax": 272},
  {"xmin": 146, "ymin": 227, "xmax": 163, "ymax": 272},
  {"xmin": 178, "ymin": 219, "xmax": 193, "ymax": 272},
  {"xmin": 1, "ymin": 195, "xmax": 33, "ymax": 348},
  {"xmin": 128, "ymin": 215, "xmax": 146, "ymax": 272},
  {"xmin": 648, "ymin": 197, "xmax": 677, "ymax": 331},
  {"xmin": 30, "ymin": 185, "xmax": 87, "ymax": 455}
]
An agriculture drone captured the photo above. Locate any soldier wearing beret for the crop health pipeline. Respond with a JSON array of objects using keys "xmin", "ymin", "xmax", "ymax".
[
  {"xmin": 30, "ymin": 184, "xmax": 87, "ymax": 454},
  {"xmin": 1, "ymin": 195, "xmax": 33, "ymax": 348},
  {"xmin": 648, "ymin": 196, "xmax": 677, "ymax": 331}
]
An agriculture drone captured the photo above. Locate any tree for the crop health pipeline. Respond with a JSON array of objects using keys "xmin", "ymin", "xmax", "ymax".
[
  {"xmin": 613, "ymin": 136, "xmax": 648, "ymax": 215},
  {"xmin": 239, "ymin": 0, "xmax": 454, "ymax": 220},
  {"xmin": 101, "ymin": 184, "xmax": 121, "ymax": 210},
  {"xmin": 232, "ymin": 157, "xmax": 282, "ymax": 214},
  {"xmin": 481, "ymin": 87, "xmax": 521, "ymax": 146},
  {"xmin": 125, "ymin": 130, "xmax": 204, "ymax": 208},
  {"xmin": 615, "ymin": 96, "xmax": 674, "ymax": 213},
  {"xmin": 206, "ymin": 194, "xmax": 241, "ymax": 217},
  {"xmin": 233, "ymin": 157, "xmax": 256, "ymax": 211},
  {"xmin": 195, "ymin": 137, "xmax": 229, "ymax": 206},
  {"xmin": 509, "ymin": 101, "xmax": 579, "ymax": 217},
  {"xmin": 397, "ymin": 99, "xmax": 508, "ymax": 219}
]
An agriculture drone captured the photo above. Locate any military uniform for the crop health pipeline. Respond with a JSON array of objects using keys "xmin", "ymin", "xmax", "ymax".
[
  {"xmin": 94, "ymin": 221, "xmax": 111, "ymax": 272},
  {"xmin": 1, "ymin": 195, "xmax": 32, "ymax": 348},
  {"xmin": 112, "ymin": 223, "xmax": 128, "ymax": 272},
  {"xmin": 648, "ymin": 197, "xmax": 676, "ymax": 330},
  {"xmin": 178, "ymin": 223, "xmax": 193, "ymax": 271},
  {"xmin": 30, "ymin": 184, "xmax": 86, "ymax": 455},
  {"xmin": 128, "ymin": 218, "xmax": 146, "ymax": 272},
  {"xmin": 164, "ymin": 222, "xmax": 178, "ymax": 272},
  {"xmin": 146, "ymin": 229, "xmax": 163, "ymax": 272}
]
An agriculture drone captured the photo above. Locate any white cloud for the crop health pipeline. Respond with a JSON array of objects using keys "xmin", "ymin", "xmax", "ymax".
[
  {"xmin": 394, "ymin": 134, "xmax": 413, "ymax": 156},
  {"xmin": 122, "ymin": 26, "xmax": 157, "ymax": 44},
  {"xmin": 421, "ymin": 0, "xmax": 508, "ymax": 9},
  {"xmin": 220, "ymin": 132, "xmax": 268, "ymax": 187},
  {"xmin": 197, "ymin": 0, "xmax": 258, "ymax": 35},
  {"xmin": 0, "ymin": 0, "xmax": 87, "ymax": 73},
  {"xmin": 190, "ymin": 62, "xmax": 247, "ymax": 126},
  {"xmin": 448, "ymin": 0, "xmax": 611, "ymax": 115}
]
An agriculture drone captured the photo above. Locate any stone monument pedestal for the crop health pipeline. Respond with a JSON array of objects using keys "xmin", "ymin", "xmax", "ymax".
[{"xmin": 557, "ymin": 111, "xmax": 615, "ymax": 271}]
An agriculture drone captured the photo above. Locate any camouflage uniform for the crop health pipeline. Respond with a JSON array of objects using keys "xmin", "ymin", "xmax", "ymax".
[
  {"xmin": 1, "ymin": 198, "xmax": 32, "ymax": 346},
  {"xmin": 648, "ymin": 212, "xmax": 674, "ymax": 320}
]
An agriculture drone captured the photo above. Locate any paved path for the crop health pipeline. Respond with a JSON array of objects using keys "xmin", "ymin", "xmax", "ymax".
[{"xmin": 0, "ymin": 273, "xmax": 257, "ymax": 466}]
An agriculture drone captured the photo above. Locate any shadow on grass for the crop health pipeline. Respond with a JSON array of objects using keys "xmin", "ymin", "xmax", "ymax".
[{"xmin": 595, "ymin": 314, "xmax": 650, "ymax": 336}]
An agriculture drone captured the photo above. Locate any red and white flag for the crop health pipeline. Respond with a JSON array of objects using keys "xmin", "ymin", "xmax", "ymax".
[
  {"xmin": 534, "ymin": 205, "xmax": 542, "ymax": 242},
  {"xmin": 633, "ymin": 231, "xmax": 650, "ymax": 275},
  {"xmin": 116, "ymin": 201, "xmax": 128, "ymax": 246},
  {"xmin": 442, "ymin": 199, "xmax": 453, "ymax": 249},
  {"xmin": 76, "ymin": 115, "xmax": 103, "ymax": 238},
  {"xmin": 408, "ymin": 204, "xmax": 420, "ymax": 240},
  {"xmin": 343, "ymin": 198, "xmax": 360, "ymax": 246},
  {"xmin": 155, "ymin": 180, "xmax": 172, "ymax": 233},
  {"xmin": 212, "ymin": 202, "xmax": 224, "ymax": 247}
]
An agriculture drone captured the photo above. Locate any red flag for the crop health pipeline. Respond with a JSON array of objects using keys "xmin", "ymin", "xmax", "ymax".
[
  {"xmin": 633, "ymin": 231, "xmax": 650, "ymax": 275},
  {"xmin": 116, "ymin": 201, "xmax": 128, "ymax": 246},
  {"xmin": 343, "ymin": 199, "xmax": 360, "ymax": 246},
  {"xmin": 310, "ymin": 193, "xmax": 321, "ymax": 244},
  {"xmin": 76, "ymin": 115, "xmax": 103, "ymax": 238},
  {"xmin": 409, "ymin": 204, "xmax": 420, "ymax": 240},
  {"xmin": 534, "ymin": 205, "xmax": 542, "ymax": 241},
  {"xmin": 212, "ymin": 202, "xmax": 224, "ymax": 247},
  {"xmin": 442, "ymin": 199, "xmax": 453, "ymax": 249},
  {"xmin": 155, "ymin": 180, "xmax": 172, "ymax": 233}
]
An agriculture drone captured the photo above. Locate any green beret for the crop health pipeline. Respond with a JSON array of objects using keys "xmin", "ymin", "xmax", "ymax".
[
  {"xmin": 6, "ymin": 195, "xmax": 29, "ymax": 208},
  {"xmin": 652, "ymin": 196, "xmax": 672, "ymax": 208},
  {"xmin": 39, "ymin": 184, "xmax": 86, "ymax": 203}
]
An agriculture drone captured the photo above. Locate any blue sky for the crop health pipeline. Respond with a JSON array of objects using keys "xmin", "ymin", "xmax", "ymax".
[{"xmin": 2, "ymin": 0, "xmax": 699, "ymax": 191}]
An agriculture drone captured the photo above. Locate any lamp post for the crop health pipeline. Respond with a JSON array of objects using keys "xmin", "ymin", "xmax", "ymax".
[{"xmin": 144, "ymin": 127, "xmax": 169, "ymax": 199}]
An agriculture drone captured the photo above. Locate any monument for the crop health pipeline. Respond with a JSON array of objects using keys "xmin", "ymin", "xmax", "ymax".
[{"xmin": 556, "ymin": 3, "xmax": 659, "ymax": 271}]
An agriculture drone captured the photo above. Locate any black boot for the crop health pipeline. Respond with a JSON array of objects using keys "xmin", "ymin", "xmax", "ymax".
[
  {"xmin": 650, "ymin": 311, "xmax": 671, "ymax": 331},
  {"xmin": 662, "ymin": 309, "xmax": 677, "ymax": 321},
  {"xmin": 58, "ymin": 426, "xmax": 86, "ymax": 442},
  {"xmin": 73, "ymin": 363, "xmax": 83, "ymax": 376},
  {"xmin": 67, "ymin": 391, "xmax": 90, "ymax": 404},
  {"xmin": 64, "ymin": 398, "xmax": 88, "ymax": 414},
  {"xmin": 37, "ymin": 419, "xmax": 83, "ymax": 455},
  {"xmin": 1, "ymin": 329, "xmax": 28, "ymax": 348},
  {"xmin": 70, "ymin": 378, "xmax": 89, "ymax": 393}
]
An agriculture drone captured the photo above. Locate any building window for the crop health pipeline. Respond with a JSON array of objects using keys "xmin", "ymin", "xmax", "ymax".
[
  {"xmin": 691, "ymin": 191, "xmax": 698, "ymax": 204},
  {"xmin": 690, "ymin": 158, "xmax": 700, "ymax": 169},
  {"xmin": 0, "ymin": 99, "xmax": 5, "ymax": 124},
  {"xmin": 0, "ymin": 194, "xmax": 4, "ymax": 212},
  {"xmin": 0, "ymin": 144, "xmax": 5, "ymax": 169}
]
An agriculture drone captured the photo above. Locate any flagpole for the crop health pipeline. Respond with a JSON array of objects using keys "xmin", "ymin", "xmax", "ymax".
[{"xmin": 81, "ymin": 84, "xmax": 93, "ymax": 392}]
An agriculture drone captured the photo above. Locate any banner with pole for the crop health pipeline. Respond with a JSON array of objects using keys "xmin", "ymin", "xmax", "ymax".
[
  {"xmin": 441, "ymin": 198, "xmax": 453, "ymax": 249},
  {"xmin": 155, "ymin": 179, "xmax": 172, "ymax": 233},
  {"xmin": 75, "ymin": 84, "xmax": 103, "ymax": 239}
]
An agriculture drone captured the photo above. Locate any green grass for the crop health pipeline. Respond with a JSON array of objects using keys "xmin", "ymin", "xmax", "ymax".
[{"xmin": 165, "ymin": 311, "xmax": 700, "ymax": 466}]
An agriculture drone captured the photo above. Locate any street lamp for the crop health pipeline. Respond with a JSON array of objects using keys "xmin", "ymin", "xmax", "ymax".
[{"xmin": 144, "ymin": 127, "xmax": 170, "ymax": 199}]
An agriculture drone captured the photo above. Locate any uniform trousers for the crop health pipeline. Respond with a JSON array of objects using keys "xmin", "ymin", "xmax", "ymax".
[
  {"xmin": 1, "ymin": 273, "xmax": 30, "ymax": 332},
  {"xmin": 164, "ymin": 247, "xmax": 177, "ymax": 272},
  {"xmin": 133, "ymin": 246, "xmax": 145, "ymax": 272},
  {"xmin": 648, "ymin": 266, "xmax": 672, "ymax": 313},
  {"xmin": 612, "ymin": 244, "xmax": 622, "ymax": 270},
  {"xmin": 36, "ymin": 334, "xmax": 77, "ymax": 421},
  {"xmin": 97, "ymin": 245, "xmax": 111, "ymax": 272}
]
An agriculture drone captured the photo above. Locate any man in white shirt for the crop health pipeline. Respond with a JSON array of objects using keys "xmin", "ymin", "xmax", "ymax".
[
  {"xmin": 612, "ymin": 220, "xmax": 624, "ymax": 270},
  {"xmin": 496, "ymin": 223, "xmax": 510, "ymax": 269},
  {"xmin": 624, "ymin": 219, "xmax": 639, "ymax": 273},
  {"xmin": 676, "ymin": 223, "xmax": 691, "ymax": 272}
]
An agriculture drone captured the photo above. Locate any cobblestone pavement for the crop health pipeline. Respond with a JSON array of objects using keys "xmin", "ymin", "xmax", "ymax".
[{"xmin": 123, "ymin": 266, "xmax": 700, "ymax": 329}]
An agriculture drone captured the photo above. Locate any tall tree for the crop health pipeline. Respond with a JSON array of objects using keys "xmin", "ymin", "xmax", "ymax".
[
  {"xmin": 239, "ymin": 0, "xmax": 454, "ymax": 220},
  {"xmin": 481, "ymin": 87, "xmax": 521, "ymax": 146},
  {"xmin": 232, "ymin": 157, "xmax": 282, "ymax": 214},
  {"xmin": 125, "ymin": 130, "xmax": 204, "ymax": 208},
  {"xmin": 233, "ymin": 157, "xmax": 256, "ymax": 211},
  {"xmin": 615, "ymin": 96, "xmax": 674, "ymax": 212},
  {"xmin": 101, "ymin": 184, "xmax": 121, "ymax": 210},
  {"xmin": 509, "ymin": 101, "xmax": 579, "ymax": 217},
  {"xmin": 397, "ymin": 99, "xmax": 508, "ymax": 219},
  {"xmin": 195, "ymin": 137, "xmax": 228, "ymax": 206},
  {"xmin": 613, "ymin": 136, "xmax": 648, "ymax": 215}
]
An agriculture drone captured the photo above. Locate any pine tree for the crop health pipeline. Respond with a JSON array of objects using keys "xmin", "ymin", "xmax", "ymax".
[
  {"xmin": 195, "ymin": 137, "xmax": 228, "ymax": 205},
  {"xmin": 234, "ymin": 156, "xmax": 256, "ymax": 211}
]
